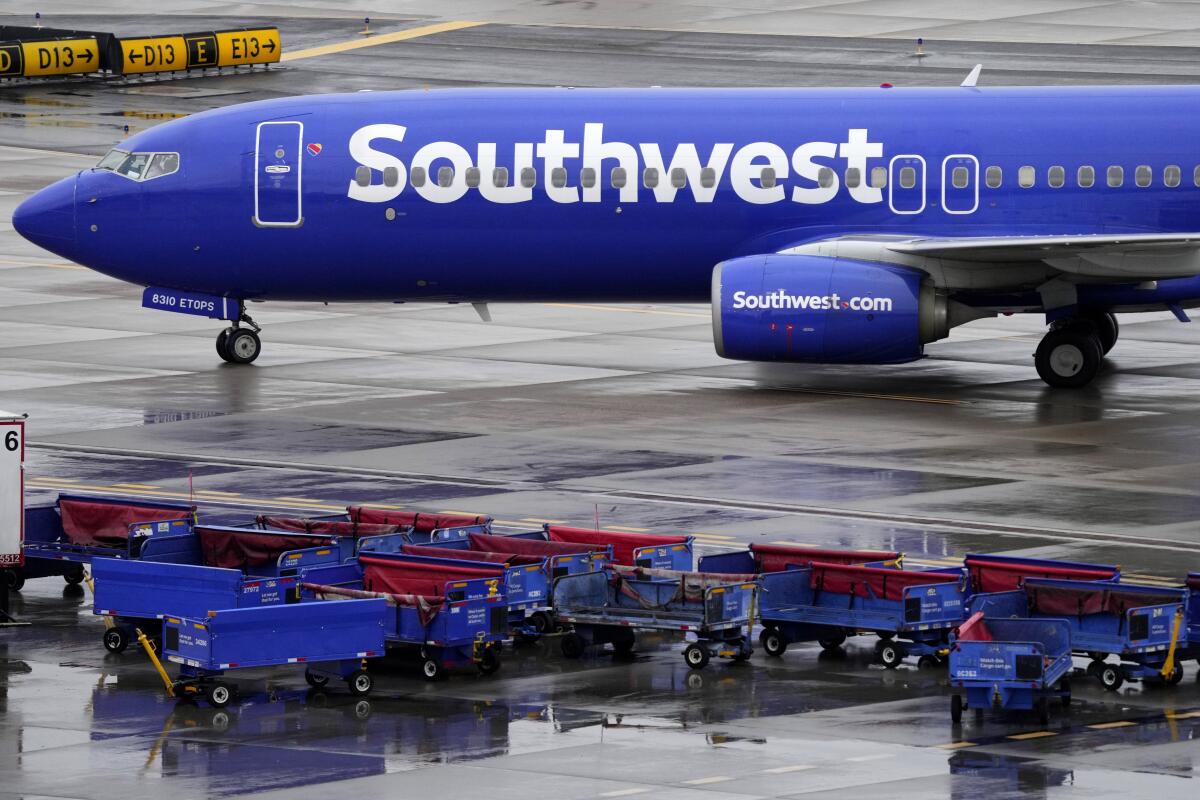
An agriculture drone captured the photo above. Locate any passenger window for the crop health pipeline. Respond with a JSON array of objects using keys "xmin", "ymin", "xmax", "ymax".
[
  {"xmin": 1164, "ymin": 165, "xmax": 1181, "ymax": 187},
  {"xmin": 845, "ymin": 167, "xmax": 861, "ymax": 188},
  {"xmin": 492, "ymin": 167, "xmax": 509, "ymax": 188},
  {"xmin": 899, "ymin": 167, "xmax": 916, "ymax": 189},
  {"xmin": 520, "ymin": 167, "xmax": 536, "ymax": 188},
  {"xmin": 760, "ymin": 167, "xmax": 776, "ymax": 188},
  {"xmin": 1048, "ymin": 165, "xmax": 1064, "ymax": 188},
  {"xmin": 143, "ymin": 153, "xmax": 179, "ymax": 180},
  {"xmin": 670, "ymin": 167, "xmax": 687, "ymax": 188},
  {"xmin": 1018, "ymin": 166, "xmax": 1035, "ymax": 188},
  {"xmin": 611, "ymin": 167, "xmax": 627, "ymax": 188},
  {"xmin": 870, "ymin": 166, "xmax": 887, "ymax": 188},
  {"xmin": 465, "ymin": 167, "xmax": 481, "ymax": 188},
  {"xmin": 700, "ymin": 167, "xmax": 716, "ymax": 189},
  {"xmin": 354, "ymin": 165, "xmax": 371, "ymax": 187},
  {"xmin": 1077, "ymin": 165, "xmax": 1095, "ymax": 188},
  {"xmin": 551, "ymin": 167, "xmax": 568, "ymax": 188},
  {"xmin": 644, "ymin": 168, "xmax": 659, "ymax": 188},
  {"xmin": 985, "ymin": 166, "xmax": 1002, "ymax": 188},
  {"xmin": 438, "ymin": 166, "xmax": 454, "ymax": 188},
  {"xmin": 952, "ymin": 166, "xmax": 969, "ymax": 189},
  {"xmin": 1107, "ymin": 166, "xmax": 1123, "ymax": 187},
  {"xmin": 383, "ymin": 166, "xmax": 399, "ymax": 188},
  {"xmin": 410, "ymin": 167, "xmax": 426, "ymax": 187},
  {"xmin": 817, "ymin": 167, "xmax": 834, "ymax": 188},
  {"xmin": 581, "ymin": 167, "xmax": 596, "ymax": 188},
  {"xmin": 1135, "ymin": 165, "xmax": 1152, "ymax": 187}
]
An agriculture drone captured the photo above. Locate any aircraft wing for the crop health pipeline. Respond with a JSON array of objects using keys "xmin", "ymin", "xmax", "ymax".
[{"xmin": 881, "ymin": 232, "xmax": 1200, "ymax": 278}]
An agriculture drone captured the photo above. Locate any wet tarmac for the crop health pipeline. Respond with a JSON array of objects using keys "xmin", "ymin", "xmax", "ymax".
[{"xmin": 4, "ymin": 4, "xmax": 1200, "ymax": 798}]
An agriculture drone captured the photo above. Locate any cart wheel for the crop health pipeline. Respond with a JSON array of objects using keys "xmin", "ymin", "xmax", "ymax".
[
  {"xmin": 1099, "ymin": 664, "xmax": 1124, "ymax": 691},
  {"xmin": 206, "ymin": 683, "xmax": 232, "ymax": 709},
  {"xmin": 760, "ymin": 629, "xmax": 788, "ymax": 657},
  {"xmin": 917, "ymin": 655, "xmax": 941, "ymax": 670},
  {"xmin": 561, "ymin": 632, "xmax": 586, "ymax": 659},
  {"xmin": 611, "ymin": 630, "xmax": 636, "ymax": 657},
  {"xmin": 421, "ymin": 658, "xmax": 443, "ymax": 681},
  {"xmin": 684, "ymin": 643, "xmax": 711, "ymax": 670},
  {"xmin": 347, "ymin": 669, "xmax": 373, "ymax": 696},
  {"xmin": 103, "ymin": 627, "xmax": 129, "ymax": 654},
  {"xmin": 477, "ymin": 646, "xmax": 502, "ymax": 675},
  {"xmin": 731, "ymin": 642, "xmax": 752, "ymax": 662},
  {"xmin": 4, "ymin": 569, "xmax": 24, "ymax": 592},
  {"xmin": 304, "ymin": 669, "xmax": 330, "ymax": 688},
  {"xmin": 63, "ymin": 565, "xmax": 85, "ymax": 585},
  {"xmin": 1036, "ymin": 698, "xmax": 1050, "ymax": 726},
  {"xmin": 529, "ymin": 612, "xmax": 554, "ymax": 634},
  {"xmin": 878, "ymin": 643, "xmax": 903, "ymax": 669},
  {"xmin": 818, "ymin": 631, "xmax": 847, "ymax": 650},
  {"xmin": 951, "ymin": 694, "xmax": 963, "ymax": 724},
  {"xmin": 1165, "ymin": 663, "xmax": 1184, "ymax": 686}
]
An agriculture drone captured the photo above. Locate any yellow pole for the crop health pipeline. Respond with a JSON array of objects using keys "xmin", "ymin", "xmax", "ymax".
[
  {"xmin": 136, "ymin": 627, "xmax": 175, "ymax": 697},
  {"xmin": 83, "ymin": 571, "xmax": 115, "ymax": 630},
  {"xmin": 1160, "ymin": 608, "xmax": 1184, "ymax": 679}
]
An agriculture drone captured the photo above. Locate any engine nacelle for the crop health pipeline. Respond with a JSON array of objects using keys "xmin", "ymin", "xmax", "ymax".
[{"xmin": 713, "ymin": 255, "xmax": 950, "ymax": 364}]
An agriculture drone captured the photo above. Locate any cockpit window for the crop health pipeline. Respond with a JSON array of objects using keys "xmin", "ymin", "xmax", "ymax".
[{"xmin": 96, "ymin": 149, "xmax": 180, "ymax": 182}]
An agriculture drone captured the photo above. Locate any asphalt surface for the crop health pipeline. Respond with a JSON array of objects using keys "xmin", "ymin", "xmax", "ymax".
[{"xmin": 3, "ymin": 7, "xmax": 1200, "ymax": 800}]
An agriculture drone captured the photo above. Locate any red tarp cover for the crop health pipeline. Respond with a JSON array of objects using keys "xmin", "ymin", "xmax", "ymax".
[
  {"xmin": 964, "ymin": 557, "xmax": 1117, "ymax": 594},
  {"xmin": 469, "ymin": 531, "xmax": 602, "ymax": 558},
  {"xmin": 360, "ymin": 555, "xmax": 504, "ymax": 597},
  {"xmin": 256, "ymin": 516, "xmax": 401, "ymax": 538},
  {"xmin": 348, "ymin": 507, "xmax": 490, "ymax": 533},
  {"xmin": 750, "ymin": 544, "xmax": 901, "ymax": 573},
  {"xmin": 197, "ymin": 528, "xmax": 332, "ymax": 569},
  {"xmin": 955, "ymin": 612, "xmax": 993, "ymax": 642},
  {"xmin": 59, "ymin": 498, "xmax": 192, "ymax": 547},
  {"xmin": 302, "ymin": 582, "xmax": 445, "ymax": 626},
  {"xmin": 810, "ymin": 562, "xmax": 954, "ymax": 601},
  {"xmin": 401, "ymin": 544, "xmax": 540, "ymax": 566},
  {"xmin": 546, "ymin": 525, "xmax": 688, "ymax": 566},
  {"xmin": 1026, "ymin": 583, "xmax": 1178, "ymax": 617}
]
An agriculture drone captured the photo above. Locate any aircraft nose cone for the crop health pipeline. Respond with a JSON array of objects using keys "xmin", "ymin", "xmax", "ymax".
[{"xmin": 13, "ymin": 174, "xmax": 77, "ymax": 256}]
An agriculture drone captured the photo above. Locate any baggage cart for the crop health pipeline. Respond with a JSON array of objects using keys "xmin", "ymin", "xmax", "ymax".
[
  {"xmin": 11, "ymin": 494, "xmax": 194, "ymax": 590},
  {"xmin": 968, "ymin": 577, "xmax": 1187, "ymax": 689},
  {"xmin": 551, "ymin": 565, "xmax": 757, "ymax": 669},
  {"xmin": 301, "ymin": 553, "xmax": 509, "ymax": 680},
  {"xmin": 949, "ymin": 612, "xmax": 1073, "ymax": 725},
  {"xmin": 346, "ymin": 506, "xmax": 491, "ymax": 544},
  {"xmin": 509, "ymin": 524, "xmax": 692, "ymax": 570},
  {"xmin": 247, "ymin": 514, "xmax": 410, "ymax": 554},
  {"xmin": 698, "ymin": 543, "xmax": 902, "ymax": 575},
  {"xmin": 162, "ymin": 598, "xmax": 387, "ymax": 706},
  {"xmin": 962, "ymin": 553, "xmax": 1119, "ymax": 595}
]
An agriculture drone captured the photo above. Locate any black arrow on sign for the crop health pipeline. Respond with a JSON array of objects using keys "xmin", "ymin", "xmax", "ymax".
[
  {"xmin": 263, "ymin": 39, "xmax": 276, "ymax": 53},
  {"xmin": 128, "ymin": 51, "xmax": 142, "ymax": 62},
  {"xmin": 79, "ymin": 50, "xmax": 93, "ymax": 63}
]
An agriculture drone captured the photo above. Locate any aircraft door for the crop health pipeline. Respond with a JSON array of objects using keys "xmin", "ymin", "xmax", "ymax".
[
  {"xmin": 888, "ymin": 155, "xmax": 925, "ymax": 215},
  {"xmin": 941, "ymin": 154, "xmax": 978, "ymax": 215},
  {"xmin": 254, "ymin": 120, "xmax": 303, "ymax": 227}
]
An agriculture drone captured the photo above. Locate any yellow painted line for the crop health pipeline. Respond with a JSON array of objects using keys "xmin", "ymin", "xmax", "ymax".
[
  {"xmin": 274, "ymin": 496, "xmax": 319, "ymax": 502},
  {"xmin": 682, "ymin": 776, "xmax": 731, "ymax": 785},
  {"xmin": 936, "ymin": 741, "xmax": 978, "ymax": 750},
  {"xmin": 281, "ymin": 21, "xmax": 487, "ymax": 62},
  {"xmin": 598, "ymin": 790, "xmax": 651, "ymax": 798},
  {"xmin": 545, "ymin": 302, "xmax": 708, "ymax": 319},
  {"xmin": 111, "ymin": 483, "xmax": 160, "ymax": 490},
  {"xmin": 33, "ymin": 476, "xmax": 80, "ymax": 483},
  {"xmin": 762, "ymin": 765, "xmax": 815, "ymax": 773},
  {"xmin": 358, "ymin": 503, "xmax": 403, "ymax": 509},
  {"xmin": 194, "ymin": 490, "xmax": 242, "ymax": 497},
  {"xmin": 438, "ymin": 510, "xmax": 485, "ymax": 516},
  {"xmin": 1007, "ymin": 731, "xmax": 1058, "ymax": 740},
  {"xmin": 771, "ymin": 541, "xmax": 817, "ymax": 547},
  {"xmin": 26, "ymin": 481, "xmax": 344, "ymax": 512},
  {"xmin": 688, "ymin": 533, "xmax": 737, "ymax": 541},
  {"xmin": 1087, "ymin": 721, "xmax": 1137, "ymax": 730},
  {"xmin": 492, "ymin": 519, "xmax": 533, "ymax": 527},
  {"xmin": 604, "ymin": 525, "xmax": 650, "ymax": 533},
  {"xmin": 522, "ymin": 517, "xmax": 566, "ymax": 524},
  {"xmin": 1166, "ymin": 710, "xmax": 1200, "ymax": 720}
]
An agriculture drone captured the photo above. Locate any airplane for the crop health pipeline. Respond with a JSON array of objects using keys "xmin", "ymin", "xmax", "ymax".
[{"xmin": 13, "ymin": 80, "xmax": 1200, "ymax": 388}]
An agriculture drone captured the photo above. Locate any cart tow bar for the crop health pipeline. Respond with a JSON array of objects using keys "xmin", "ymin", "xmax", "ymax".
[
  {"xmin": 1160, "ymin": 609, "xmax": 1184, "ymax": 680},
  {"xmin": 136, "ymin": 627, "xmax": 176, "ymax": 698}
]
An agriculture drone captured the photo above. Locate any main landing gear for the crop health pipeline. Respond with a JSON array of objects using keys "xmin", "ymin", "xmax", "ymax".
[
  {"xmin": 216, "ymin": 303, "xmax": 262, "ymax": 365},
  {"xmin": 1035, "ymin": 312, "xmax": 1118, "ymax": 388}
]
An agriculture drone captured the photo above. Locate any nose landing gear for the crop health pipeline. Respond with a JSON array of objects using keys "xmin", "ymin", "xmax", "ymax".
[
  {"xmin": 216, "ymin": 304, "xmax": 262, "ymax": 365},
  {"xmin": 1034, "ymin": 312, "xmax": 1118, "ymax": 388}
]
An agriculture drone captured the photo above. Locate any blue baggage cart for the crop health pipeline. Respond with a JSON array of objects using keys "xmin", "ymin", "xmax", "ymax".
[
  {"xmin": 511, "ymin": 524, "xmax": 693, "ymax": 571},
  {"xmin": 245, "ymin": 514, "xmax": 411, "ymax": 555},
  {"xmin": 403, "ymin": 530, "xmax": 608, "ymax": 636},
  {"xmin": 162, "ymin": 598, "xmax": 387, "ymax": 707},
  {"xmin": 962, "ymin": 553, "xmax": 1119, "ymax": 595},
  {"xmin": 552, "ymin": 565, "xmax": 757, "ymax": 669},
  {"xmin": 948, "ymin": 611, "xmax": 1073, "ymax": 725},
  {"xmin": 967, "ymin": 577, "xmax": 1188, "ymax": 689},
  {"xmin": 698, "ymin": 543, "xmax": 902, "ymax": 576},
  {"xmin": 301, "ymin": 552, "xmax": 509, "ymax": 680},
  {"xmin": 346, "ymin": 506, "xmax": 491, "ymax": 544},
  {"xmin": 1183, "ymin": 573, "xmax": 1200, "ymax": 666},
  {"xmin": 9, "ymin": 494, "xmax": 194, "ymax": 590}
]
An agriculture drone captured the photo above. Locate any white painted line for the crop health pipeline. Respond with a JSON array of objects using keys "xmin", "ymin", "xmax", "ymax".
[
  {"xmin": 683, "ymin": 776, "xmax": 732, "ymax": 785},
  {"xmin": 599, "ymin": 789, "xmax": 651, "ymax": 798},
  {"xmin": 763, "ymin": 765, "xmax": 815, "ymax": 774},
  {"xmin": 845, "ymin": 753, "xmax": 894, "ymax": 762}
]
